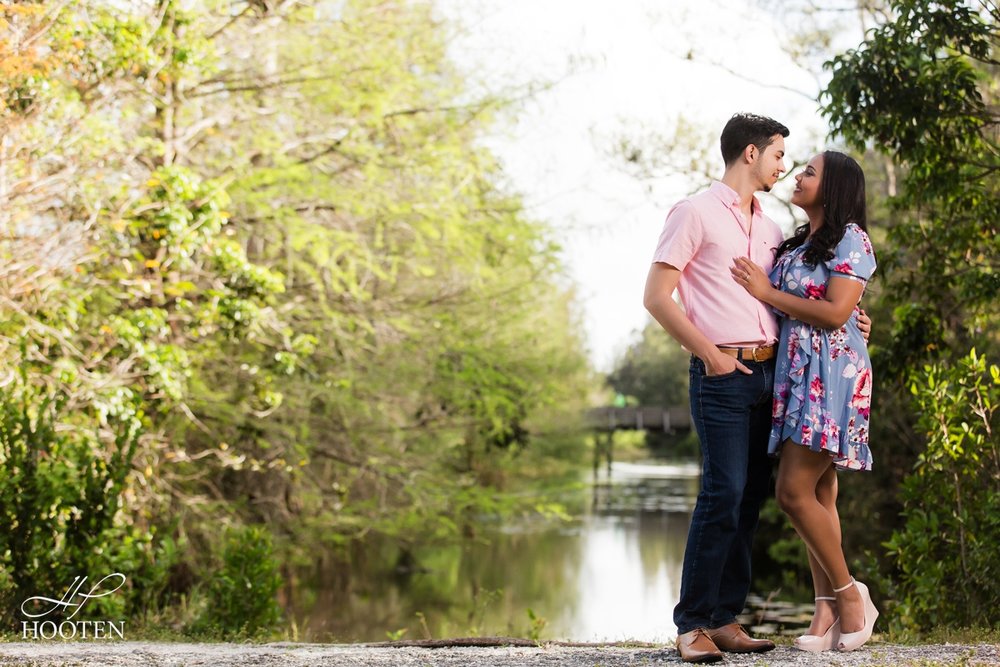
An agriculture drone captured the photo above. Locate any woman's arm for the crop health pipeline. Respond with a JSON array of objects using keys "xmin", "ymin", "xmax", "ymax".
[{"xmin": 731, "ymin": 256, "xmax": 864, "ymax": 330}]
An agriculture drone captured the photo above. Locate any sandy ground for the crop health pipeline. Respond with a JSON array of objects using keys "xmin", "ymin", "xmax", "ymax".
[{"xmin": 0, "ymin": 640, "xmax": 998, "ymax": 666}]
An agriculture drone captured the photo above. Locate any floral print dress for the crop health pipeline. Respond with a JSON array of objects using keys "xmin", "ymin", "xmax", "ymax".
[{"xmin": 767, "ymin": 223, "xmax": 877, "ymax": 471}]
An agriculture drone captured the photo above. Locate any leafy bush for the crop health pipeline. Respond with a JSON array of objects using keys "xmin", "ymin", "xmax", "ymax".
[
  {"xmin": 194, "ymin": 525, "xmax": 283, "ymax": 637},
  {"xmin": 885, "ymin": 349, "xmax": 1000, "ymax": 630},
  {"xmin": 0, "ymin": 382, "xmax": 156, "ymax": 626}
]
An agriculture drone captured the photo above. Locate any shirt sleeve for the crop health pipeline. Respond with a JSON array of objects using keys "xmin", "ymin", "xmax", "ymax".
[
  {"xmin": 651, "ymin": 200, "xmax": 703, "ymax": 270},
  {"xmin": 825, "ymin": 224, "xmax": 877, "ymax": 283}
]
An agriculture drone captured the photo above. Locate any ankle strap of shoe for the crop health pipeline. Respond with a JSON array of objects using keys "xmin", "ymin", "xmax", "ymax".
[{"xmin": 833, "ymin": 578, "xmax": 856, "ymax": 593}]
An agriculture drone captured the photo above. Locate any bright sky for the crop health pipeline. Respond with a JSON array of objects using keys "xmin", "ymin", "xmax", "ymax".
[{"xmin": 441, "ymin": 0, "xmax": 857, "ymax": 371}]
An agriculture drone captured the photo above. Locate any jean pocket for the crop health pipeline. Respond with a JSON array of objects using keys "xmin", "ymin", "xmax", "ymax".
[{"xmin": 704, "ymin": 368, "xmax": 742, "ymax": 381}]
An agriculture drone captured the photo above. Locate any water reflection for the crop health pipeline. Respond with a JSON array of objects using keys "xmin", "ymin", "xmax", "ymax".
[
  {"xmin": 592, "ymin": 461, "xmax": 700, "ymax": 514},
  {"xmin": 566, "ymin": 461, "xmax": 699, "ymax": 641},
  {"xmin": 290, "ymin": 461, "xmax": 701, "ymax": 642}
]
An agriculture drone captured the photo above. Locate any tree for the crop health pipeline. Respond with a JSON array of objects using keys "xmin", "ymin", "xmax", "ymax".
[
  {"xmin": 0, "ymin": 0, "xmax": 292, "ymax": 621},
  {"xmin": 823, "ymin": 0, "xmax": 1000, "ymax": 630},
  {"xmin": 1, "ymin": 0, "xmax": 594, "ymax": 629},
  {"xmin": 606, "ymin": 321, "xmax": 697, "ymax": 457},
  {"xmin": 824, "ymin": 0, "xmax": 999, "ymax": 368},
  {"xmin": 608, "ymin": 321, "xmax": 690, "ymax": 410}
]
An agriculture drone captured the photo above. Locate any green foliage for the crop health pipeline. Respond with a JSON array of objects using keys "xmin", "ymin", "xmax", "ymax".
[
  {"xmin": 825, "ymin": 3, "xmax": 995, "ymax": 189},
  {"xmin": 194, "ymin": 525, "xmax": 283, "ymax": 638},
  {"xmin": 526, "ymin": 607, "xmax": 547, "ymax": 643},
  {"xmin": 0, "ymin": 382, "xmax": 155, "ymax": 625},
  {"xmin": 823, "ymin": 0, "xmax": 1000, "ymax": 364},
  {"xmin": 98, "ymin": 165, "xmax": 286, "ymax": 341},
  {"xmin": 607, "ymin": 321, "xmax": 698, "ymax": 456},
  {"xmin": 885, "ymin": 350, "xmax": 1000, "ymax": 630},
  {"xmin": 608, "ymin": 322, "xmax": 690, "ymax": 410},
  {"xmin": 822, "ymin": 2, "xmax": 1000, "ymax": 630},
  {"xmin": 172, "ymin": 0, "xmax": 594, "ymax": 551},
  {"xmin": 0, "ymin": 0, "xmax": 593, "ymax": 635}
]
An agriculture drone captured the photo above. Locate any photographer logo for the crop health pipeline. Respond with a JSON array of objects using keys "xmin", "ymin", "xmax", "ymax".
[{"xmin": 20, "ymin": 574, "xmax": 126, "ymax": 640}]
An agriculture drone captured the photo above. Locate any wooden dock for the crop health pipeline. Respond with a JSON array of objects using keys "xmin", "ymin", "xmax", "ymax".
[{"xmin": 586, "ymin": 406, "xmax": 691, "ymax": 432}]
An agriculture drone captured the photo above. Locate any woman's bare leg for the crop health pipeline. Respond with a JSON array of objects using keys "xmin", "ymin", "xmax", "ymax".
[
  {"xmin": 776, "ymin": 442, "xmax": 864, "ymax": 633},
  {"xmin": 804, "ymin": 466, "xmax": 839, "ymax": 634}
]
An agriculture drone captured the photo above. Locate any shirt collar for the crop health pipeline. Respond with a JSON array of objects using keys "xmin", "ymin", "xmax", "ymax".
[{"xmin": 710, "ymin": 180, "xmax": 761, "ymax": 215}]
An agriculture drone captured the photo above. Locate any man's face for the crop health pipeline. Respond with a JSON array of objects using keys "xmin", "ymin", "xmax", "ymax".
[{"xmin": 753, "ymin": 135, "xmax": 786, "ymax": 192}]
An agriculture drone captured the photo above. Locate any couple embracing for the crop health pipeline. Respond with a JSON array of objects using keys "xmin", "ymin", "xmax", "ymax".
[{"xmin": 643, "ymin": 113, "xmax": 879, "ymax": 663}]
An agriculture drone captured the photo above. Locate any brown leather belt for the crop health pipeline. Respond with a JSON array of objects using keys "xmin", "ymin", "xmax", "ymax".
[{"xmin": 717, "ymin": 344, "xmax": 777, "ymax": 362}]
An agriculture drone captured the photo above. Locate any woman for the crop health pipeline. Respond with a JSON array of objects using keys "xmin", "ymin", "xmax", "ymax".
[{"xmin": 730, "ymin": 150, "xmax": 878, "ymax": 653}]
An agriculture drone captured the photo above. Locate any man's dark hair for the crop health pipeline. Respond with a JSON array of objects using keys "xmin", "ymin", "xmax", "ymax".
[{"xmin": 720, "ymin": 113, "xmax": 790, "ymax": 166}]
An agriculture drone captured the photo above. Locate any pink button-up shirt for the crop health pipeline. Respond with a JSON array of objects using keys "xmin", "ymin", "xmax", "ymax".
[{"xmin": 651, "ymin": 181, "xmax": 783, "ymax": 347}]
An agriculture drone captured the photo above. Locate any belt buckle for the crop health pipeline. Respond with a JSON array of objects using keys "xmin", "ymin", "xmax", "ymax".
[{"xmin": 751, "ymin": 346, "xmax": 762, "ymax": 362}]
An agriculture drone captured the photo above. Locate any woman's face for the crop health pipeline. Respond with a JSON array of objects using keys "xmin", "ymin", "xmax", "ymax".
[{"xmin": 791, "ymin": 154, "xmax": 824, "ymax": 210}]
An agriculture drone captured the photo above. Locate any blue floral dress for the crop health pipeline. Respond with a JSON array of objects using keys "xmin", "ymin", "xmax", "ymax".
[{"xmin": 767, "ymin": 223, "xmax": 877, "ymax": 471}]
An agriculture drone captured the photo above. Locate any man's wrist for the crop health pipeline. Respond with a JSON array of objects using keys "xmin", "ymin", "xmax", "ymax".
[{"xmin": 700, "ymin": 347, "xmax": 726, "ymax": 371}]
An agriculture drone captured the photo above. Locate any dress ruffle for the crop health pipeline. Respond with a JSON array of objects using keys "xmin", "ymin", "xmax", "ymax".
[{"xmin": 770, "ymin": 323, "xmax": 873, "ymax": 472}]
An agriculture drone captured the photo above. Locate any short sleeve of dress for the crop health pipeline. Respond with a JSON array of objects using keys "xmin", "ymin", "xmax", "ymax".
[
  {"xmin": 767, "ymin": 254, "xmax": 791, "ymax": 319},
  {"xmin": 651, "ymin": 200, "xmax": 703, "ymax": 271},
  {"xmin": 825, "ymin": 224, "xmax": 877, "ymax": 284}
]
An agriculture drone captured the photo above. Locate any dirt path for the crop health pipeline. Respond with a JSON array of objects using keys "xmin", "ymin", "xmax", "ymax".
[{"xmin": 0, "ymin": 640, "xmax": 998, "ymax": 666}]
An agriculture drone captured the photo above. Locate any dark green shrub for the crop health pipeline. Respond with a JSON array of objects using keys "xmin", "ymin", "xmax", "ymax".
[
  {"xmin": 195, "ymin": 525, "xmax": 283, "ymax": 637},
  {"xmin": 885, "ymin": 350, "xmax": 1000, "ymax": 630},
  {"xmin": 0, "ymin": 382, "xmax": 153, "ymax": 626}
]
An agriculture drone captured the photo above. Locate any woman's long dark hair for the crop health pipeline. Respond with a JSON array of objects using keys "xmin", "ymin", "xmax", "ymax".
[{"xmin": 775, "ymin": 151, "xmax": 867, "ymax": 267}]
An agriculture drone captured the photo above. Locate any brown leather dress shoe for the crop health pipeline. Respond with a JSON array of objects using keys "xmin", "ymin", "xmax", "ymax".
[
  {"xmin": 706, "ymin": 623, "xmax": 776, "ymax": 653},
  {"xmin": 675, "ymin": 628, "xmax": 724, "ymax": 663}
]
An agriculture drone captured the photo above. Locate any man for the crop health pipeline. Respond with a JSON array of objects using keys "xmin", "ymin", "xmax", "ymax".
[{"xmin": 644, "ymin": 113, "xmax": 829, "ymax": 663}]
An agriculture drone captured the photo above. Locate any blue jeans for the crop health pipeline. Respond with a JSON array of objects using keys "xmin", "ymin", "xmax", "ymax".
[{"xmin": 673, "ymin": 355, "xmax": 775, "ymax": 634}]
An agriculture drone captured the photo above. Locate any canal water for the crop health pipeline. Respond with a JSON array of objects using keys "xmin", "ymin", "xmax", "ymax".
[
  {"xmin": 289, "ymin": 460, "xmax": 703, "ymax": 642},
  {"xmin": 288, "ymin": 460, "xmax": 813, "ymax": 643}
]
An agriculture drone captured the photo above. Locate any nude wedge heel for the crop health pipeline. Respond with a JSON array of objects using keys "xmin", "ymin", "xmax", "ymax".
[
  {"xmin": 836, "ymin": 580, "xmax": 878, "ymax": 652},
  {"xmin": 793, "ymin": 597, "xmax": 840, "ymax": 652}
]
